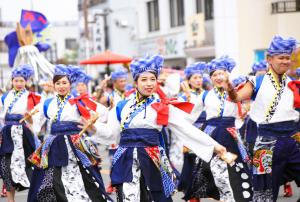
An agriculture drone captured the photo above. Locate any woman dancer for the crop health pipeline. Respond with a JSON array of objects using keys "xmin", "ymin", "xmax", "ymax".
[
  {"xmin": 96, "ymin": 54, "xmax": 227, "ymax": 202},
  {"xmin": 27, "ymin": 64, "xmax": 112, "ymax": 202},
  {"xmin": 0, "ymin": 64, "xmax": 40, "ymax": 202}
]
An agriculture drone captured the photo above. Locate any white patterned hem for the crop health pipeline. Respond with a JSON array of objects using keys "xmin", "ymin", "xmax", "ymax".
[
  {"xmin": 210, "ymin": 156, "xmax": 235, "ymax": 202},
  {"xmin": 122, "ymin": 148, "xmax": 141, "ymax": 202},
  {"xmin": 10, "ymin": 125, "xmax": 30, "ymax": 188},
  {"xmin": 61, "ymin": 136, "xmax": 92, "ymax": 202}
]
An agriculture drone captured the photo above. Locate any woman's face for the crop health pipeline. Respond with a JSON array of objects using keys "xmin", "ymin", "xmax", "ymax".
[
  {"xmin": 210, "ymin": 69, "xmax": 227, "ymax": 88},
  {"xmin": 135, "ymin": 72, "xmax": 157, "ymax": 97},
  {"xmin": 54, "ymin": 76, "xmax": 71, "ymax": 96},
  {"xmin": 188, "ymin": 73, "xmax": 203, "ymax": 90},
  {"xmin": 76, "ymin": 82, "xmax": 88, "ymax": 94},
  {"xmin": 12, "ymin": 76, "xmax": 26, "ymax": 91}
]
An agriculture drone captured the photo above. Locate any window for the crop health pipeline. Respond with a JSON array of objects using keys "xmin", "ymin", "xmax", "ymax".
[
  {"xmin": 204, "ymin": 0, "xmax": 214, "ymax": 20},
  {"xmin": 196, "ymin": 0, "xmax": 203, "ymax": 13},
  {"xmin": 170, "ymin": 0, "xmax": 185, "ymax": 27},
  {"xmin": 65, "ymin": 38, "xmax": 77, "ymax": 50},
  {"xmin": 147, "ymin": 0, "xmax": 160, "ymax": 32}
]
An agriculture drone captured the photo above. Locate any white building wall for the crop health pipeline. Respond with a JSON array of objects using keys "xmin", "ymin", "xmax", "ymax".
[{"xmin": 214, "ymin": 0, "xmax": 240, "ymax": 77}]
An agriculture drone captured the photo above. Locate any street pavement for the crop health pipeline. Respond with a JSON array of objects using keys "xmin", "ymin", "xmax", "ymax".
[{"xmin": 0, "ymin": 146, "xmax": 299, "ymax": 202}]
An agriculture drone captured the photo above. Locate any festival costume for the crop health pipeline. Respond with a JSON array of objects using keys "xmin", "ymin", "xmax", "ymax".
[
  {"xmin": 246, "ymin": 36, "xmax": 300, "ymax": 202},
  {"xmin": 27, "ymin": 65, "xmax": 112, "ymax": 202},
  {"xmin": 184, "ymin": 57, "xmax": 253, "ymax": 202},
  {"xmin": 176, "ymin": 62, "xmax": 209, "ymax": 201},
  {"xmin": 0, "ymin": 65, "xmax": 40, "ymax": 192},
  {"xmin": 96, "ymin": 55, "xmax": 218, "ymax": 202}
]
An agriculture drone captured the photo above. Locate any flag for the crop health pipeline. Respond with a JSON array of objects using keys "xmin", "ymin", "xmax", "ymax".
[
  {"xmin": 20, "ymin": 9, "xmax": 49, "ymax": 32},
  {"xmin": 4, "ymin": 10, "xmax": 51, "ymax": 67}
]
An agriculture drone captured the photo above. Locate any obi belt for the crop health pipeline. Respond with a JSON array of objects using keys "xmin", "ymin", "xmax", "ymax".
[
  {"xmin": 111, "ymin": 128, "xmax": 177, "ymax": 198},
  {"xmin": 29, "ymin": 121, "xmax": 99, "ymax": 169},
  {"xmin": 0, "ymin": 114, "xmax": 36, "ymax": 155},
  {"xmin": 258, "ymin": 120, "xmax": 297, "ymax": 137},
  {"xmin": 204, "ymin": 117, "xmax": 235, "ymax": 147}
]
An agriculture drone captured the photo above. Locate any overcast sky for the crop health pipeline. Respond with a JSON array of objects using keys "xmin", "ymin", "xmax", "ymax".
[{"xmin": 0, "ymin": 0, "xmax": 78, "ymax": 22}]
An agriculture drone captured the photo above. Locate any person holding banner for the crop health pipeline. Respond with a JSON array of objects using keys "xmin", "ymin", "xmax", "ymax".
[
  {"xmin": 27, "ymin": 64, "xmax": 112, "ymax": 202},
  {"xmin": 0, "ymin": 64, "xmax": 40, "ymax": 202}
]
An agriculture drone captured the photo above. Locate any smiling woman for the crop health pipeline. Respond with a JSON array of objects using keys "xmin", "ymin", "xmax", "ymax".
[
  {"xmin": 27, "ymin": 64, "xmax": 112, "ymax": 202},
  {"xmin": 93, "ymin": 54, "xmax": 227, "ymax": 202}
]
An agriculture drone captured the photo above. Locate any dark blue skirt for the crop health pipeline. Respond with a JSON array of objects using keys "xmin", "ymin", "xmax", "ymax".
[{"xmin": 27, "ymin": 121, "xmax": 111, "ymax": 202}]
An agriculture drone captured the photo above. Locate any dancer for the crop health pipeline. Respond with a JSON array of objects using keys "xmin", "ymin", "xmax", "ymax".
[
  {"xmin": 96, "ymin": 54, "xmax": 227, "ymax": 202},
  {"xmin": 225, "ymin": 35, "xmax": 300, "ymax": 201},
  {"xmin": 27, "ymin": 64, "xmax": 112, "ymax": 202},
  {"xmin": 0, "ymin": 64, "xmax": 40, "ymax": 202}
]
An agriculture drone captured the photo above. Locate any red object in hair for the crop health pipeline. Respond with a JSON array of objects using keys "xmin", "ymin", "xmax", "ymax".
[
  {"xmin": 27, "ymin": 92, "xmax": 41, "ymax": 110},
  {"xmin": 288, "ymin": 80, "xmax": 300, "ymax": 108},
  {"xmin": 69, "ymin": 93, "xmax": 97, "ymax": 119},
  {"xmin": 151, "ymin": 85, "xmax": 194, "ymax": 125}
]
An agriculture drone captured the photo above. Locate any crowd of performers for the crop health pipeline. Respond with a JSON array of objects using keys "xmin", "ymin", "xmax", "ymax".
[{"xmin": 0, "ymin": 35, "xmax": 299, "ymax": 202}]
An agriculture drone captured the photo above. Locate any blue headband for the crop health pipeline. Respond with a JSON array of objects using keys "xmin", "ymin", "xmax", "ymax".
[
  {"xmin": 75, "ymin": 69, "xmax": 92, "ymax": 85},
  {"xmin": 130, "ymin": 54, "xmax": 164, "ymax": 80},
  {"xmin": 184, "ymin": 62, "xmax": 206, "ymax": 78},
  {"xmin": 12, "ymin": 64, "xmax": 34, "ymax": 80},
  {"xmin": 252, "ymin": 60, "xmax": 267, "ymax": 73},
  {"xmin": 207, "ymin": 55, "xmax": 236, "ymax": 74},
  {"xmin": 267, "ymin": 35, "xmax": 297, "ymax": 56},
  {"xmin": 54, "ymin": 64, "xmax": 85, "ymax": 84},
  {"xmin": 232, "ymin": 76, "xmax": 247, "ymax": 87},
  {"xmin": 111, "ymin": 67, "xmax": 128, "ymax": 81}
]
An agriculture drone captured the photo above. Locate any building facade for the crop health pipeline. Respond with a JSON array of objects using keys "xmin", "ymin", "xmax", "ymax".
[{"xmin": 78, "ymin": 0, "xmax": 300, "ymax": 75}]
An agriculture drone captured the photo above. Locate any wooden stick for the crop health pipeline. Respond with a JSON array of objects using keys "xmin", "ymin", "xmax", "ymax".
[
  {"xmin": 78, "ymin": 113, "xmax": 100, "ymax": 137},
  {"xmin": 19, "ymin": 108, "xmax": 39, "ymax": 123}
]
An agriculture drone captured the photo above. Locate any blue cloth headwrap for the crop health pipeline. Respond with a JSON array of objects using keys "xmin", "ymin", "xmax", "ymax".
[
  {"xmin": 267, "ymin": 35, "xmax": 297, "ymax": 56},
  {"xmin": 232, "ymin": 76, "xmax": 247, "ymax": 87},
  {"xmin": 184, "ymin": 62, "xmax": 206, "ymax": 78},
  {"xmin": 296, "ymin": 68, "xmax": 300, "ymax": 77},
  {"xmin": 252, "ymin": 60, "xmax": 267, "ymax": 73},
  {"xmin": 12, "ymin": 64, "xmax": 34, "ymax": 80},
  {"xmin": 130, "ymin": 55, "xmax": 164, "ymax": 80},
  {"xmin": 111, "ymin": 67, "xmax": 128, "ymax": 81},
  {"xmin": 75, "ymin": 69, "xmax": 92, "ymax": 85},
  {"xmin": 207, "ymin": 55, "xmax": 236, "ymax": 74},
  {"xmin": 54, "ymin": 64, "xmax": 85, "ymax": 84}
]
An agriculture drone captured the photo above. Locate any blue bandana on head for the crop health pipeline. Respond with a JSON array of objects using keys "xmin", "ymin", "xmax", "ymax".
[
  {"xmin": 184, "ymin": 62, "xmax": 206, "ymax": 78},
  {"xmin": 12, "ymin": 64, "xmax": 34, "ymax": 80},
  {"xmin": 296, "ymin": 68, "xmax": 300, "ymax": 77},
  {"xmin": 252, "ymin": 60, "xmax": 267, "ymax": 73},
  {"xmin": 75, "ymin": 69, "xmax": 92, "ymax": 85},
  {"xmin": 111, "ymin": 67, "xmax": 128, "ymax": 81},
  {"xmin": 267, "ymin": 35, "xmax": 297, "ymax": 56},
  {"xmin": 207, "ymin": 55, "xmax": 236, "ymax": 74},
  {"xmin": 54, "ymin": 64, "xmax": 84, "ymax": 84},
  {"xmin": 232, "ymin": 76, "xmax": 247, "ymax": 87},
  {"xmin": 130, "ymin": 54, "xmax": 164, "ymax": 80}
]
